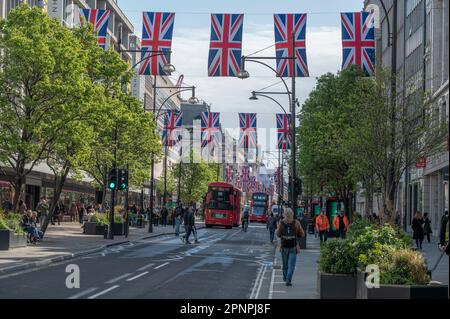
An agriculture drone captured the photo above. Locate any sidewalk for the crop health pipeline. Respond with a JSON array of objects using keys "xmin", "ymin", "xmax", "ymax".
[
  {"xmin": 0, "ymin": 221, "xmax": 195, "ymax": 275},
  {"xmin": 271, "ymin": 234, "xmax": 320, "ymax": 299},
  {"xmin": 414, "ymin": 236, "xmax": 449, "ymax": 285}
]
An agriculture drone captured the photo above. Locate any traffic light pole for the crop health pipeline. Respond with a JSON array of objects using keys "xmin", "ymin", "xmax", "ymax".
[
  {"xmin": 290, "ymin": 32, "xmax": 297, "ymax": 216},
  {"xmin": 148, "ymin": 75, "xmax": 157, "ymax": 233},
  {"xmin": 108, "ymin": 128, "xmax": 118, "ymax": 240}
]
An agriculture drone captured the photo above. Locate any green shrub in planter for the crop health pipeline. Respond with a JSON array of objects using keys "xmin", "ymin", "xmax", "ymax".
[
  {"xmin": 0, "ymin": 210, "xmax": 25, "ymax": 235},
  {"xmin": 347, "ymin": 217, "xmax": 372, "ymax": 239},
  {"xmin": 319, "ymin": 239, "xmax": 358, "ymax": 274},
  {"xmin": 90, "ymin": 213, "xmax": 109, "ymax": 226}
]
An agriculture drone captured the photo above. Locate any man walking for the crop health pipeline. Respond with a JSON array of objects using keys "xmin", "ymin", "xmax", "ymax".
[
  {"xmin": 315, "ymin": 208, "xmax": 330, "ymax": 242},
  {"xmin": 161, "ymin": 205, "xmax": 168, "ymax": 227},
  {"xmin": 182, "ymin": 206, "xmax": 195, "ymax": 244},
  {"xmin": 267, "ymin": 212, "xmax": 277, "ymax": 244},
  {"xmin": 174, "ymin": 203, "xmax": 183, "ymax": 236},
  {"xmin": 333, "ymin": 210, "xmax": 349, "ymax": 239},
  {"xmin": 36, "ymin": 197, "xmax": 49, "ymax": 226},
  {"xmin": 276, "ymin": 208, "xmax": 305, "ymax": 287}
]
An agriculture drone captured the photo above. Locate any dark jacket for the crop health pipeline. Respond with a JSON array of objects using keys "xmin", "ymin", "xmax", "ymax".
[
  {"xmin": 423, "ymin": 217, "xmax": 432, "ymax": 234},
  {"xmin": 412, "ymin": 217, "xmax": 424, "ymax": 240},
  {"xmin": 439, "ymin": 214, "xmax": 448, "ymax": 250}
]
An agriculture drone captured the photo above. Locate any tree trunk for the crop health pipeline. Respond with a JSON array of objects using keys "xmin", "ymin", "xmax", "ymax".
[
  {"xmin": 12, "ymin": 166, "xmax": 25, "ymax": 213},
  {"xmin": 41, "ymin": 164, "xmax": 70, "ymax": 235}
]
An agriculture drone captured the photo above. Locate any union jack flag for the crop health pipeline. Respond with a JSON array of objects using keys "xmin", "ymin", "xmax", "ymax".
[
  {"xmin": 79, "ymin": 9, "xmax": 110, "ymax": 49},
  {"xmin": 139, "ymin": 12, "xmax": 175, "ymax": 76},
  {"xmin": 201, "ymin": 112, "xmax": 221, "ymax": 148},
  {"xmin": 239, "ymin": 113, "xmax": 257, "ymax": 149},
  {"xmin": 236, "ymin": 175, "xmax": 242, "ymax": 189},
  {"xmin": 225, "ymin": 165, "xmax": 234, "ymax": 183},
  {"xmin": 249, "ymin": 176, "xmax": 256, "ymax": 193},
  {"xmin": 208, "ymin": 14, "xmax": 244, "ymax": 77},
  {"xmin": 275, "ymin": 167, "xmax": 281, "ymax": 194},
  {"xmin": 276, "ymin": 113, "xmax": 291, "ymax": 150},
  {"xmin": 274, "ymin": 14, "xmax": 309, "ymax": 77},
  {"xmin": 268, "ymin": 184, "xmax": 275, "ymax": 196},
  {"xmin": 241, "ymin": 166, "xmax": 250, "ymax": 192},
  {"xmin": 162, "ymin": 111, "xmax": 183, "ymax": 147},
  {"xmin": 341, "ymin": 12, "xmax": 375, "ymax": 75}
]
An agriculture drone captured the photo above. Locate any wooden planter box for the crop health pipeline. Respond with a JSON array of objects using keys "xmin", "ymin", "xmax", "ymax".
[
  {"xmin": 0, "ymin": 230, "xmax": 27, "ymax": 250},
  {"xmin": 356, "ymin": 270, "xmax": 448, "ymax": 299},
  {"xmin": 318, "ymin": 271, "xmax": 356, "ymax": 299},
  {"xmin": 83, "ymin": 222, "xmax": 107, "ymax": 235}
]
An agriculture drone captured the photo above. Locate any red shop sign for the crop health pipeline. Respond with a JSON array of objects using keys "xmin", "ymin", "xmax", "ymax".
[{"xmin": 416, "ymin": 157, "xmax": 427, "ymax": 168}]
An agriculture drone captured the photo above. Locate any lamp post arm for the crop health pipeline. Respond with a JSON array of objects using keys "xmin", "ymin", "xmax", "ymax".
[
  {"xmin": 155, "ymin": 87, "xmax": 194, "ymax": 119},
  {"xmin": 377, "ymin": 0, "xmax": 391, "ymax": 47},
  {"xmin": 253, "ymin": 93, "xmax": 289, "ymax": 117}
]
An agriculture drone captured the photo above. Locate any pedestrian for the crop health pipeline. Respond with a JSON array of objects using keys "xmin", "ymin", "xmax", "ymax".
[
  {"xmin": 423, "ymin": 212, "xmax": 432, "ymax": 243},
  {"xmin": 35, "ymin": 197, "xmax": 49, "ymax": 226},
  {"xmin": 315, "ymin": 208, "xmax": 330, "ymax": 242},
  {"xmin": 276, "ymin": 208, "xmax": 305, "ymax": 287},
  {"xmin": 267, "ymin": 212, "xmax": 277, "ymax": 244},
  {"xmin": 182, "ymin": 206, "xmax": 195, "ymax": 244},
  {"xmin": 412, "ymin": 211, "xmax": 425, "ymax": 249},
  {"xmin": 78, "ymin": 204, "xmax": 85, "ymax": 225},
  {"xmin": 18, "ymin": 199, "xmax": 27, "ymax": 215},
  {"xmin": 174, "ymin": 203, "xmax": 183, "ymax": 236},
  {"xmin": 439, "ymin": 210, "xmax": 449, "ymax": 255},
  {"xmin": 69, "ymin": 202, "xmax": 78, "ymax": 223},
  {"xmin": 161, "ymin": 205, "xmax": 168, "ymax": 227},
  {"xmin": 333, "ymin": 210, "xmax": 349, "ymax": 239},
  {"xmin": 53, "ymin": 201, "xmax": 61, "ymax": 225}
]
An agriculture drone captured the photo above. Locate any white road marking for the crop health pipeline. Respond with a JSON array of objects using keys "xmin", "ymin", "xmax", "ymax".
[
  {"xmin": 105, "ymin": 273, "xmax": 133, "ymax": 284},
  {"xmin": 270, "ymin": 290, "xmax": 286, "ymax": 293},
  {"xmin": 268, "ymin": 268, "xmax": 276, "ymax": 299},
  {"xmin": 154, "ymin": 262, "xmax": 169, "ymax": 269},
  {"xmin": 272, "ymin": 281, "xmax": 285, "ymax": 284},
  {"xmin": 254, "ymin": 265, "xmax": 267, "ymax": 299},
  {"xmin": 126, "ymin": 271, "xmax": 149, "ymax": 281},
  {"xmin": 87, "ymin": 285, "xmax": 119, "ymax": 299},
  {"xmin": 67, "ymin": 287, "xmax": 97, "ymax": 299},
  {"xmin": 137, "ymin": 263, "xmax": 155, "ymax": 271},
  {"xmin": 250, "ymin": 265, "xmax": 264, "ymax": 299}
]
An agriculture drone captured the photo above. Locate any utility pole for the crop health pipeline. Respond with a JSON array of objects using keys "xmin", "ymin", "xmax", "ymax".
[
  {"xmin": 290, "ymin": 32, "xmax": 297, "ymax": 216},
  {"xmin": 148, "ymin": 75, "xmax": 157, "ymax": 233}
]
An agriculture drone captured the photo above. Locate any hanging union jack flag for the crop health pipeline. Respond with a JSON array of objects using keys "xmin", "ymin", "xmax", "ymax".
[
  {"xmin": 225, "ymin": 165, "xmax": 234, "ymax": 183},
  {"xmin": 208, "ymin": 14, "xmax": 244, "ymax": 77},
  {"xmin": 201, "ymin": 112, "xmax": 221, "ymax": 148},
  {"xmin": 79, "ymin": 9, "xmax": 110, "ymax": 49},
  {"xmin": 341, "ymin": 12, "xmax": 375, "ymax": 75},
  {"xmin": 139, "ymin": 12, "xmax": 175, "ymax": 76},
  {"xmin": 249, "ymin": 176, "xmax": 256, "ymax": 193},
  {"xmin": 162, "ymin": 111, "xmax": 183, "ymax": 147},
  {"xmin": 239, "ymin": 113, "xmax": 257, "ymax": 149},
  {"xmin": 274, "ymin": 14, "xmax": 309, "ymax": 77},
  {"xmin": 276, "ymin": 113, "xmax": 291, "ymax": 150},
  {"xmin": 241, "ymin": 165, "xmax": 250, "ymax": 192}
]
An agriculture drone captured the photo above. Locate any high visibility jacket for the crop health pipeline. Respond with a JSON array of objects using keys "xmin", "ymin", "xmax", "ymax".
[
  {"xmin": 315, "ymin": 214, "xmax": 330, "ymax": 231},
  {"xmin": 333, "ymin": 215, "xmax": 349, "ymax": 231}
]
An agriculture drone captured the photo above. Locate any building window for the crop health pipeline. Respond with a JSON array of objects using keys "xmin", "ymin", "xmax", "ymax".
[{"xmin": 406, "ymin": 0, "xmax": 423, "ymax": 16}]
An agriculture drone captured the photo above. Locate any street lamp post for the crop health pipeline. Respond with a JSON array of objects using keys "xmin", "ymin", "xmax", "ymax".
[{"xmin": 238, "ymin": 49, "xmax": 298, "ymax": 214}]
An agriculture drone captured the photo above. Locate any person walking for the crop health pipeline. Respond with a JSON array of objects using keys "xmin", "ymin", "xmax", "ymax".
[
  {"xmin": 161, "ymin": 205, "xmax": 168, "ymax": 227},
  {"xmin": 69, "ymin": 202, "xmax": 78, "ymax": 223},
  {"xmin": 276, "ymin": 208, "xmax": 305, "ymax": 287},
  {"xmin": 423, "ymin": 213, "xmax": 432, "ymax": 243},
  {"xmin": 174, "ymin": 203, "xmax": 183, "ymax": 236},
  {"xmin": 18, "ymin": 200, "xmax": 27, "ymax": 215},
  {"xmin": 439, "ymin": 210, "xmax": 449, "ymax": 254},
  {"xmin": 412, "ymin": 211, "xmax": 425, "ymax": 249},
  {"xmin": 267, "ymin": 212, "xmax": 277, "ymax": 244},
  {"xmin": 333, "ymin": 210, "xmax": 349, "ymax": 239},
  {"xmin": 36, "ymin": 197, "xmax": 49, "ymax": 226},
  {"xmin": 182, "ymin": 206, "xmax": 195, "ymax": 244},
  {"xmin": 315, "ymin": 208, "xmax": 330, "ymax": 243}
]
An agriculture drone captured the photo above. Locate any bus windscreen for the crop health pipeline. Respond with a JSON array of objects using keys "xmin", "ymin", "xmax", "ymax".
[
  {"xmin": 207, "ymin": 187, "xmax": 233, "ymax": 210},
  {"xmin": 252, "ymin": 206, "xmax": 266, "ymax": 216}
]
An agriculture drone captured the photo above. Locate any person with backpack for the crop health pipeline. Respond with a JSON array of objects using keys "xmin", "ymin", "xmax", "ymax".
[
  {"xmin": 333, "ymin": 210, "xmax": 349, "ymax": 239},
  {"xmin": 267, "ymin": 212, "xmax": 278, "ymax": 244},
  {"xmin": 315, "ymin": 208, "xmax": 330, "ymax": 242},
  {"xmin": 276, "ymin": 208, "xmax": 305, "ymax": 286}
]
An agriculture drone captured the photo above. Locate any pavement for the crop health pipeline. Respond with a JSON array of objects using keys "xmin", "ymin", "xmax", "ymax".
[
  {"xmin": 416, "ymin": 236, "xmax": 449, "ymax": 285},
  {"xmin": 0, "ymin": 221, "xmax": 200, "ymax": 275}
]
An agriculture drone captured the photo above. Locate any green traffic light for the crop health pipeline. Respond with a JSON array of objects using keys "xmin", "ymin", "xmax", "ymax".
[
  {"xmin": 121, "ymin": 183, "xmax": 126, "ymax": 189},
  {"xmin": 109, "ymin": 182, "xmax": 116, "ymax": 189}
]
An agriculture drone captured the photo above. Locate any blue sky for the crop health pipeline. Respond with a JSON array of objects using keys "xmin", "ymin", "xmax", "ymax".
[{"xmin": 117, "ymin": 1, "xmax": 365, "ymax": 167}]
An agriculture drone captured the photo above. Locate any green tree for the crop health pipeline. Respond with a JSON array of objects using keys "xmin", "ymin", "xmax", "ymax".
[{"xmin": 0, "ymin": 5, "xmax": 95, "ymax": 211}]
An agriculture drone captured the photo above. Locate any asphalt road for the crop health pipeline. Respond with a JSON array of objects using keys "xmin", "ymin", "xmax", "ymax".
[{"xmin": 0, "ymin": 224, "xmax": 276, "ymax": 299}]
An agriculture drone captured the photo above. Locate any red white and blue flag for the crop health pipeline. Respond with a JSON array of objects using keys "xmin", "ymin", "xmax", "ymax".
[
  {"xmin": 276, "ymin": 113, "xmax": 291, "ymax": 150},
  {"xmin": 201, "ymin": 112, "xmax": 221, "ymax": 148},
  {"xmin": 274, "ymin": 14, "xmax": 309, "ymax": 77},
  {"xmin": 249, "ymin": 176, "xmax": 256, "ymax": 193},
  {"xmin": 208, "ymin": 14, "xmax": 244, "ymax": 77},
  {"xmin": 239, "ymin": 113, "xmax": 257, "ymax": 149},
  {"xmin": 241, "ymin": 166, "xmax": 250, "ymax": 192},
  {"xmin": 79, "ymin": 9, "xmax": 110, "ymax": 49},
  {"xmin": 139, "ymin": 12, "xmax": 175, "ymax": 76},
  {"xmin": 268, "ymin": 184, "xmax": 275, "ymax": 196},
  {"xmin": 236, "ymin": 176, "xmax": 242, "ymax": 189},
  {"xmin": 341, "ymin": 12, "xmax": 375, "ymax": 75},
  {"xmin": 275, "ymin": 167, "xmax": 281, "ymax": 194},
  {"xmin": 225, "ymin": 165, "xmax": 234, "ymax": 183},
  {"xmin": 162, "ymin": 111, "xmax": 183, "ymax": 147}
]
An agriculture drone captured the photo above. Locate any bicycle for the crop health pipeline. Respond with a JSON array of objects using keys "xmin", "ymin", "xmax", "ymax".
[{"xmin": 242, "ymin": 218, "xmax": 248, "ymax": 232}]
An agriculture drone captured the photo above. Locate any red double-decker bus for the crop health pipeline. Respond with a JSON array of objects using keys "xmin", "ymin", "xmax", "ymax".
[
  {"xmin": 204, "ymin": 182, "xmax": 241, "ymax": 229},
  {"xmin": 250, "ymin": 192, "xmax": 269, "ymax": 223}
]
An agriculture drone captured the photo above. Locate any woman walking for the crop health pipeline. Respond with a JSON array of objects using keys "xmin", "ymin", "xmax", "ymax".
[
  {"xmin": 412, "ymin": 211, "xmax": 425, "ymax": 249},
  {"xmin": 423, "ymin": 212, "xmax": 432, "ymax": 243}
]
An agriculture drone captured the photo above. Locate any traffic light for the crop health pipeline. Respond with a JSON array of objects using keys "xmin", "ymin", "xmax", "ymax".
[
  {"xmin": 118, "ymin": 169, "xmax": 128, "ymax": 190},
  {"xmin": 108, "ymin": 168, "xmax": 118, "ymax": 190}
]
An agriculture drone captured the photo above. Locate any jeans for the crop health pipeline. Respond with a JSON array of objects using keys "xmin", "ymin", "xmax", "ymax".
[
  {"xmin": 185, "ymin": 225, "xmax": 192, "ymax": 242},
  {"xmin": 338, "ymin": 230, "xmax": 346, "ymax": 239},
  {"xmin": 281, "ymin": 247, "xmax": 297, "ymax": 284},
  {"xmin": 175, "ymin": 218, "xmax": 181, "ymax": 236},
  {"xmin": 269, "ymin": 227, "xmax": 275, "ymax": 242}
]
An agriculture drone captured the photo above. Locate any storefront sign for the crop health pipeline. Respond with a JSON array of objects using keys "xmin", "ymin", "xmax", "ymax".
[
  {"xmin": 47, "ymin": 0, "xmax": 64, "ymax": 22},
  {"xmin": 416, "ymin": 157, "xmax": 427, "ymax": 168}
]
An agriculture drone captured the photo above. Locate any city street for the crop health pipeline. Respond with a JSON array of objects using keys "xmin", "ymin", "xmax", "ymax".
[{"xmin": 0, "ymin": 225, "xmax": 277, "ymax": 299}]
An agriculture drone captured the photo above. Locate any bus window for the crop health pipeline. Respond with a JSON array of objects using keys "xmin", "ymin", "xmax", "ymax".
[{"xmin": 207, "ymin": 187, "xmax": 233, "ymax": 210}]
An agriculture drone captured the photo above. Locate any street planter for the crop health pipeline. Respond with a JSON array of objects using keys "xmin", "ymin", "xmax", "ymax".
[
  {"xmin": 318, "ymin": 271, "xmax": 356, "ymax": 299},
  {"xmin": 0, "ymin": 230, "xmax": 27, "ymax": 250},
  {"xmin": 112, "ymin": 223, "xmax": 124, "ymax": 236},
  {"xmin": 356, "ymin": 270, "xmax": 448, "ymax": 299},
  {"xmin": 83, "ymin": 222, "xmax": 107, "ymax": 235}
]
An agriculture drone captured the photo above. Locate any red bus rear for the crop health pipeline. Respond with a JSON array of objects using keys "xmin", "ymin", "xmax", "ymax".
[
  {"xmin": 250, "ymin": 192, "xmax": 269, "ymax": 223},
  {"xmin": 204, "ymin": 182, "xmax": 241, "ymax": 229}
]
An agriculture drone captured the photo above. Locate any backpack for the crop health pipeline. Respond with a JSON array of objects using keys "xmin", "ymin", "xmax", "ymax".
[{"xmin": 280, "ymin": 221, "xmax": 297, "ymax": 248}]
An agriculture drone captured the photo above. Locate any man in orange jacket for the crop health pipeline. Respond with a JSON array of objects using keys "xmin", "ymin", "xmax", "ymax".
[
  {"xmin": 315, "ymin": 208, "xmax": 330, "ymax": 242},
  {"xmin": 333, "ymin": 210, "xmax": 349, "ymax": 239}
]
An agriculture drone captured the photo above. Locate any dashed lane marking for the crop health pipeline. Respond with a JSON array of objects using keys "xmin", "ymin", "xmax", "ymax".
[
  {"xmin": 154, "ymin": 262, "xmax": 169, "ymax": 269},
  {"xmin": 136, "ymin": 263, "xmax": 155, "ymax": 271},
  {"xmin": 87, "ymin": 285, "xmax": 119, "ymax": 299},
  {"xmin": 105, "ymin": 273, "xmax": 133, "ymax": 284},
  {"xmin": 67, "ymin": 287, "xmax": 98, "ymax": 299},
  {"xmin": 126, "ymin": 271, "xmax": 149, "ymax": 281}
]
